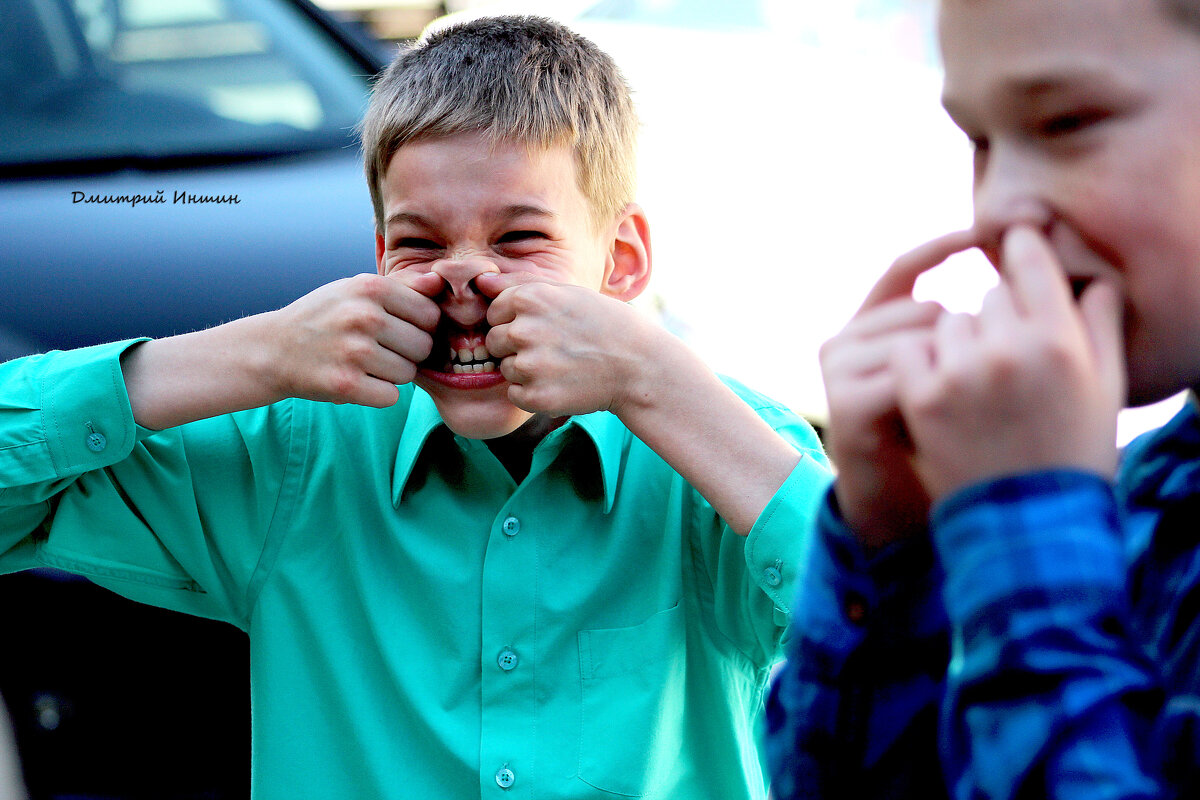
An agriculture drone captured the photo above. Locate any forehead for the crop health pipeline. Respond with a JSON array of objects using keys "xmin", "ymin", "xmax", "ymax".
[
  {"xmin": 938, "ymin": 0, "xmax": 1184, "ymax": 102},
  {"xmin": 381, "ymin": 133, "xmax": 588, "ymax": 220}
]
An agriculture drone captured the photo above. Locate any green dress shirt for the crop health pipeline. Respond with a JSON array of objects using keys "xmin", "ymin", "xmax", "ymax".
[{"xmin": 0, "ymin": 340, "xmax": 831, "ymax": 799}]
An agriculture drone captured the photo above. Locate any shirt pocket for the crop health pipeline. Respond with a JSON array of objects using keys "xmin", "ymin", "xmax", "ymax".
[{"xmin": 576, "ymin": 602, "xmax": 686, "ymax": 797}]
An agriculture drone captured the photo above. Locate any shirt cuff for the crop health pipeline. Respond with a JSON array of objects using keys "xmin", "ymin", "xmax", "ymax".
[
  {"xmin": 745, "ymin": 452, "xmax": 833, "ymax": 627},
  {"xmin": 40, "ymin": 339, "xmax": 148, "ymax": 477},
  {"xmin": 789, "ymin": 485, "xmax": 945, "ymax": 666},
  {"xmin": 931, "ymin": 470, "xmax": 1124, "ymax": 632}
]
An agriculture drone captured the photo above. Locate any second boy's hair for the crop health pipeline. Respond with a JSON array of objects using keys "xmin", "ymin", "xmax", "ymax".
[{"xmin": 360, "ymin": 15, "xmax": 638, "ymax": 233}]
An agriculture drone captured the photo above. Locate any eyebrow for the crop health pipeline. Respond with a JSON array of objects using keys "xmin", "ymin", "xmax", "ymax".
[
  {"xmin": 943, "ymin": 65, "xmax": 1132, "ymax": 119},
  {"xmin": 385, "ymin": 204, "xmax": 558, "ymax": 231}
]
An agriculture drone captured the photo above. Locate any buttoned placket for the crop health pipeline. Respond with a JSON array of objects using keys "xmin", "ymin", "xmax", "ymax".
[{"xmin": 473, "ymin": 438, "xmax": 542, "ymax": 797}]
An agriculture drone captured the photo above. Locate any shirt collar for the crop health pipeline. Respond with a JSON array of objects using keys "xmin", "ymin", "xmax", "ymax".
[
  {"xmin": 1119, "ymin": 391, "xmax": 1200, "ymax": 507},
  {"xmin": 391, "ymin": 389, "xmax": 624, "ymax": 512}
]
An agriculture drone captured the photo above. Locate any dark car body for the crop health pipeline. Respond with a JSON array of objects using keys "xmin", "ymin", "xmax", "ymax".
[{"xmin": 0, "ymin": 1, "xmax": 389, "ymax": 797}]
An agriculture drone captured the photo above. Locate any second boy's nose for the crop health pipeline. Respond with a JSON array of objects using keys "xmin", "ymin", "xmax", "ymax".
[{"xmin": 972, "ymin": 145, "xmax": 1054, "ymax": 267}]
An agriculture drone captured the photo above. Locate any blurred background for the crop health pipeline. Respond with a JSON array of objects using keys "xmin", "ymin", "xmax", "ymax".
[{"xmin": 0, "ymin": 0, "xmax": 1186, "ymax": 797}]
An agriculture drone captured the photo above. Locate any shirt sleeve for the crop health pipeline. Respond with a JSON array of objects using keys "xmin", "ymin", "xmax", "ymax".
[
  {"xmin": 687, "ymin": 385, "xmax": 833, "ymax": 669},
  {"xmin": 0, "ymin": 343, "xmax": 302, "ymax": 629},
  {"xmin": 933, "ymin": 470, "xmax": 1164, "ymax": 800},
  {"xmin": 764, "ymin": 484, "xmax": 950, "ymax": 800}
]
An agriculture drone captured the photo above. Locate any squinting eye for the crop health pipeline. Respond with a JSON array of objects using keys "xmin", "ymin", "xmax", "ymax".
[
  {"xmin": 396, "ymin": 238, "xmax": 440, "ymax": 249},
  {"xmin": 496, "ymin": 230, "xmax": 547, "ymax": 244}
]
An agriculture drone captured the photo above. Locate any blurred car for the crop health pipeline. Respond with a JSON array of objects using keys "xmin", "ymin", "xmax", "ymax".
[{"xmin": 0, "ymin": 0, "xmax": 388, "ymax": 797}]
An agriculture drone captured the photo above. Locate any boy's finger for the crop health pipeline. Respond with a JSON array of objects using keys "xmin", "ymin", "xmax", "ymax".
[
  {"xmin": 474, "ymin": 271, "xmax": 544, "ymax": 299},
  {"xmin": 409, "ymin": 271, "xmax": 448, "ymax": 298},
  {"xmin": 839, "ymin": 298, "xmax": 944, "ymax": 341},
  {"xmin": 1000, "ymin": 226, "xmax": 1073, "ymax": 319},
  {"xmin": 484, "ymin": 324, "xmax": 517, "ymax": 359},
  {"xmin": 378, "ymin": 285, "xmax": 441, "ymax": 332},
  {"xmin": 860, "ymin": 230, "xmax": 978, "ymax": 313},
  {"xmin": 1078, "ymin": 279, "xmax": 1127, "ymax": 398}
]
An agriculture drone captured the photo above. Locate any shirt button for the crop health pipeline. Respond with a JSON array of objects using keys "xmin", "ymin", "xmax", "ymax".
[
  {"xmin": 763, "ymin": 565, "xmax": 782, "ymax": 587},
  {"xmin": 845, "ymin": 591, "xmax": 868, "ymax": 625},
  {"xmin": 85, "ymin": 431, "xmax": 107, "ymax": 453},
  {"xmin": 497, "ymin": 648, "xmax": 519, "ymax": 671},
  {"xmin": 501, "ymin": 516, "xmax": 521, "ymax": 537},
  {"xmin": 495, "ymin": 767, "xmax": 515, "ymax": 789}
]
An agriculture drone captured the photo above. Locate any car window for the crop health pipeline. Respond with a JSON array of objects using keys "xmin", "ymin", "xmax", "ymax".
[{"xmin": 0, "ymin": 0, "xmax": 374, "ymax": 170}]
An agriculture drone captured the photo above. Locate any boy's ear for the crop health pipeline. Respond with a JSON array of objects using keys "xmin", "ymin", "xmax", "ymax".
[
  {"xmin": 375, "ymin": 231, "xmax": 386, "ymax": 275},
  {"xmin": 601, "ymin": 203, "xmax": 652, "ymax": 302}
]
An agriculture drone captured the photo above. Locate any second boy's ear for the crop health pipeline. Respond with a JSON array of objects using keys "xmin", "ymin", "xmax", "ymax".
[{"xmin": 601, "ymin": 204, "xmax": 652, "ymax": 302}]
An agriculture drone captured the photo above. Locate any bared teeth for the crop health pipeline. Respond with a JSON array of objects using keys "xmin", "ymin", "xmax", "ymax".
[
  {"xmin": 450, "ymin": 361, "xmax": 497, "ymax": 374},
  {"xmin": 449, "ymin": 343, "xmax": 493, "ymax": 364}
]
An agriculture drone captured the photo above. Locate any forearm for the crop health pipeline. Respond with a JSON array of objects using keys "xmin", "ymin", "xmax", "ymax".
[
  {"xmin": 122, "ymin": 313, "xmax": 284, "ymax": 430},
  {"xmin": 614, "ymin": 335, "xmax": 812, "ymax": 534}
]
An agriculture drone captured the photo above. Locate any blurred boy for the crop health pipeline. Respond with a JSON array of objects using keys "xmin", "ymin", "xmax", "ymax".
[
  {"xmin": 767, "ymin": 0, "xmax": 1200, "ymax": 797},
  {"xmin": 0, "ymin": 15, "xmax": 829, "ymax": 800}
]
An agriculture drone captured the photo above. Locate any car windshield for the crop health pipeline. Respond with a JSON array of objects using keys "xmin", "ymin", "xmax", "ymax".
[{"xmin": 0, "ymin": 0, "xmax": 373, "ymax": 171}]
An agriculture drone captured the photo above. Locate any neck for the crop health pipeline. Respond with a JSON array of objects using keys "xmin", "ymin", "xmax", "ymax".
[{"xmin": 485, "ymin": 414, "xmax": 568, "ymax": 483}]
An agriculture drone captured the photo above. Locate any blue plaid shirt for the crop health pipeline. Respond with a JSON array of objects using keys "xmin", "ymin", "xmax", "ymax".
[{"xmin": 766, "ymin": 397, "xmax": 1200, "ymax": 799}]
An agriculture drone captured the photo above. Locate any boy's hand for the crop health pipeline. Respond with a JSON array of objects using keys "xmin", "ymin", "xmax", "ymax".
[
  {"xmin": 476, "ymin": 272, "xmax": 652, "ymax": 417},
  {"xmin": 891, "ymin": 225, "xmax": 1125, "ymax": 501},
  {"xmin": 267, "ymin": 270, "xmax": 443, "ymax": 407},
  {"xmin": 822, "ymin": 231, "xmax": 973, "ymax": 550}
]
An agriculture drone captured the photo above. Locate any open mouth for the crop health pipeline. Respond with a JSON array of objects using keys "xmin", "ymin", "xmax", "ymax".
[
  {"xmin": 1069, "ymin": 276, "xmax": 1094, "ymax": 301},
  {"xmin": 422, "ymin": 320, "xmax": 499, "ymax": 376}
]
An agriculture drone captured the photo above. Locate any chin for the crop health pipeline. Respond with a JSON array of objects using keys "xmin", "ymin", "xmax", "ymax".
[{"xmin": 416, "ymin": 376, "xmax": 532, "ymax": 440}]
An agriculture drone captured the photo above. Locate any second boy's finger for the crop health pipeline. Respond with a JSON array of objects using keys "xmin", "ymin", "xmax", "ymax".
[
  {"xmin": 1000, "ymin": 226, "xmax": 1075, "ymax": 320},
  {"xmin": 860, "ymin": 229, "xmax": 978, "ymax": 313}
]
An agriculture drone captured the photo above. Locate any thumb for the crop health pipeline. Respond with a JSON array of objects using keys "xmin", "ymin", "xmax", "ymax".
[
  {"xmin": 396, "ymin": 270, "xmax": 446, "ymax": 298},
  {"xmin": 1078, "ymin": 279, "xmax": 1126, "ymax": 404},
  {"xmin": 475, "ymin": 271, "xmax": 543, "ymax": 299}
]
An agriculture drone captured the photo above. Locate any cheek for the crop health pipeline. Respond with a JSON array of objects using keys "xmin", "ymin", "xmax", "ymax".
[{"xmin": 382, "ymin": 257, "xmax": 436, "ymax": 277}]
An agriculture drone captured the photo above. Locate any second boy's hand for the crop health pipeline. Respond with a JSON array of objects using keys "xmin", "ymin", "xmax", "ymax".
[
  {"xmin": 892, "ymin": 225, "xmax": 1126, "ymax": 503},
  {"xmin": 821, "ymin": 230, "xmax": 973, "ymax": 550}
]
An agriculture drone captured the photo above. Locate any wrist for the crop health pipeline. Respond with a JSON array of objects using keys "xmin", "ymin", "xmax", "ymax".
[{"xmin": 606, "ymin": 311, "xmax": 670, "ymax": 417}]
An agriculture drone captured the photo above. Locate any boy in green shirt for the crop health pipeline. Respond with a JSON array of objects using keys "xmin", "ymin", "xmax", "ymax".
[{"xmin": 0, "ymin": 16, "xmax": 828, "ymax": 799}]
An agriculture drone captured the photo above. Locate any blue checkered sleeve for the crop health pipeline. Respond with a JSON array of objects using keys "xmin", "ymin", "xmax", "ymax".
[
  {"xmin": 765, "ymin": 486, "xmax": 950, "ymax": 799},
  {"xmin": 934, "ymin": 470, "xmax": 1163, "ymax": 800}
]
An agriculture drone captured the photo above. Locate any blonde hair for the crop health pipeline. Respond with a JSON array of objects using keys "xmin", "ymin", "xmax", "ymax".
[{"xmin": 359, "ymin": 15, "xmax": 638, "ymax": 232}]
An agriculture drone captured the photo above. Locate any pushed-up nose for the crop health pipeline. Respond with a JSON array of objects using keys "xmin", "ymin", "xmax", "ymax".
[
  {"xmin": 431, "ymin": 256, "xmax": 500, "ymax": 299},
  {"xmin": 430, "ymin": 256, "xmax": 500, "ymax": 326}
]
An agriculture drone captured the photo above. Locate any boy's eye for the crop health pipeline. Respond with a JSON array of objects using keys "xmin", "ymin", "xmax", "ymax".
[
  {"xmin": 496, "ymin": 230, "xmax": 548, "ymax": 244},
  {"xmin": 1039, "ymin": 109, "xmax": 1109, "ymax": 137},
  {"xmin": 396, "ymin": 238, "xmax": 441, "ymax": 249}
]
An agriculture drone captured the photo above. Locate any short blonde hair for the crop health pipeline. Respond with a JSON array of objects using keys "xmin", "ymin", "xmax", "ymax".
[{"xmin": 359, "ymin": 15, "xmax": 638, "ymax": 232}]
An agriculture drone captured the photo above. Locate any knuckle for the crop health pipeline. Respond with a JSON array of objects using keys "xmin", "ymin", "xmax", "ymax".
[
  {"xmin": 327, "ymin": 368, "xmax": 361, "ymax": 399},
  {"xmin": 350, "ymin": 273, "xmax": 389, "ymax": 302}
]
